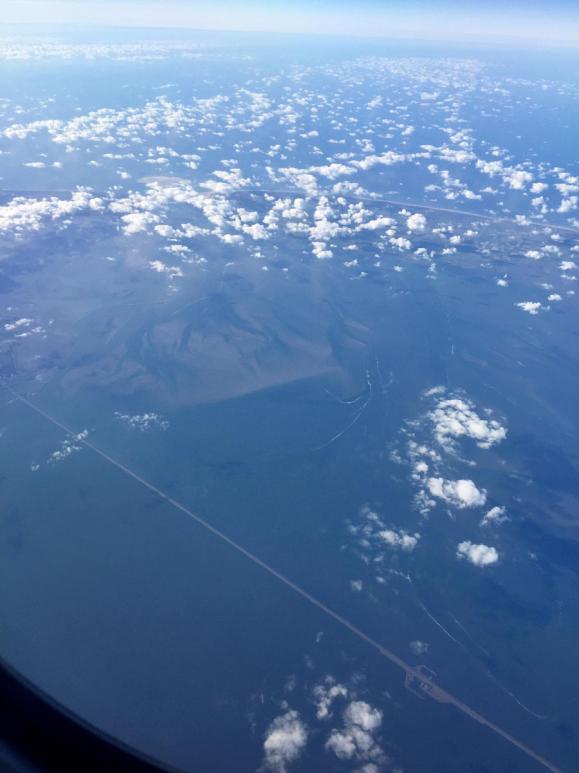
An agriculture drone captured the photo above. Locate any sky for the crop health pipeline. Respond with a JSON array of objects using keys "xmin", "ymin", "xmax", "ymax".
[{"xmin": 1, "ymin": 0, "xmax": 579, "ymax": 45}]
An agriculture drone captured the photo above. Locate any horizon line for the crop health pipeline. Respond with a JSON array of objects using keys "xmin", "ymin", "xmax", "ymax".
[
  {"xmin": 1, "ymin": 2, "xmax": 579, "ymax": 48},
  {"xmin": 1, "ymin": 20, "xmax": 579, "ymax": 51}
]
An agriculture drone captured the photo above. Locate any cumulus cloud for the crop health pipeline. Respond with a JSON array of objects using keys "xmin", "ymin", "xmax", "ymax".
[
  {"xmin": 4, "ymin": 317, "xmax": 33, "ymax": 332},
  {"xmin": 354, "ymin": 150, "xmax": 406, "ymax": 171},
  {"xmin": 457, "ymin": 541, "xmax": 499, "ymax": 566},
  {"xmin": 263, "ymin": 710, "xmax": 308, "ymax": 772},
  {"xmin": 149, "ymin": 260, "xmax": 184, "ymax": 278},
  {"xmin": 314, "ymin": 162, "xmax": 356, "ymax": 180},
  {"xmin": 427, "ymin": 478, "xmax": 487, "ymax": 508},
  {"xmin": 390, "ymin": 236, "xmax": 412, "ymax": 250},
  {"xmin": 349, "ymin": 505, "xmax": 421, "ymax": 570},
  {"xmin": 0, "ymin": 189, "xmax": 101, "ymax": 237},
  {"xmin": 516, "ymin": 301, "xmax": 542, "ymax": 315},
  {"xmin": 428, "ymin": 396, "xmax": 506, "ymax": 450},
  {"xmin": 114, "ymin": 412, "xmax": 169, "ymax": 431},
  {"xmin": 45, "ymin": 430, "xmax": 89, "ymax": 466},
  {"xmin": 325, "ymin": 701, "xmax": 385, "ymax": 766},
  {"xmin": 476, "ymin": 159, "xmax": 534, "ymax": 191},
  {"xmin": 480, "ymin": 506, "xmax": 507, "ymax": 526},
  {"xmin": 313, "ymin": 677, "xmax": 348, "ymax": 720},
  {"xmin": 201, "ymin": 168, "xmax": 251, "ymax": 194},
  {"xmin": 358, "ymin": 215, "xmax": 395, "ymax": 231},
  {"xmin": 558, "ymin": 197, "xmax": 578, "ymax": 213},
  {"xmin": 398, "ymin": 389, "xmax": 505, "ymax": 515},
  {"xmin": 121, "ymin": 211, "xmax": 162, "ymax": 235},
  {"xmin": 505, "ymin": 169, "xmax": 533, "ymax": 190},
  {"xmin": 406, "ymin": 212, "xmax": 426, "ymax": 232},
  {"xmin": 345, "ymin": 701, "xmax": 382, "ymax": 732},
  {"xmin": 378, "ymin": 528, "xmax": 420, "ymax": 552}
]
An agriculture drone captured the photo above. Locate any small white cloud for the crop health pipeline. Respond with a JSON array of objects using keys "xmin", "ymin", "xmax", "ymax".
[
  {"xmin": 516, "ymin": 301, "xmax": 542, "ymax": 315},
  {"xmin": 313, "ymin": 677, "xmax": 348, "ymax": 720},
  {"xmin": 114, "ymin": 412, "xmax": 169, "ymax": 432},
  {"xmin": 149, "ymin": 260, "xmax": 183, "ymax": 278},
  {"xmin": 558, "ymin": 197, "xmax": 577, "ymax": 214},
  {"xmin": 505, "ymin": 169, "xmax": 533, "ymax": 190},
  {"xmin": 480, "ymin": 506, "xmax": 508, "ymax": 526},
  {"xmin": 325, "ymin": 701, "xmax": 385, "ymax": 765},
  {"xmin": 47, "ymin": 430, "xmax": 89, "ymax": 466},
  {"xmin": 457, "ymin": 541, "xmax": 499, "ymax": 566},
  {"xmin": 407, "ymin": 212, "xmax": 426, "ymax": 232},
  {"xmin": 350, "ymin": 505, "xmax": 420, "ymax": 572},
  {"xmin": 428, "ymin": 396, "xmax": 506, "ymax": 450},
  {"xmin": 410, "ymin": 640, "xmax": 429, "ymax": 656},
  {"xmin": 427, "ymin": 478, "xmax": 487, "ymax": 508},
  {"xmin": 4, "ymin": 317, "xmax": 33, "ymax": 331},
  {"xmin": 344, "ymin": 701, "xmax": 382, "ymax": 732},
  {"xmin": 378, "ymin": 529, "xmax": 420, "ymax": 552},
  {"xmin": 263, "ymin": 710, "xmax": 308, "ymax": 772},
  {"xmin": 358, "ymin": 215, "xmax": 395, "ymax": 232},
  {"xmin": 391, "ymin": 236, "xmax": 412, "ymax": 250}
]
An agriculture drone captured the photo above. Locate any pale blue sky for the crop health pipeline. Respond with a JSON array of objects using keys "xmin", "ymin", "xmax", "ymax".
[{"xmin": 2, "ymin": 0, "xmax": 578, "ymax": 45}]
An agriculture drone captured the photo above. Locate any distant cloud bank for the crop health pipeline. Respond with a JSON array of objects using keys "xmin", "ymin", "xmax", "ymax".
[{"xmin": 2, "ymin": 1, "xmax": 579, "ymax": 46}]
